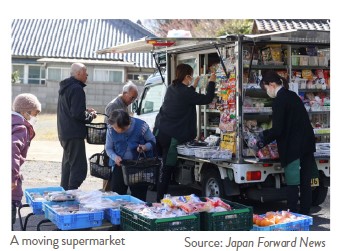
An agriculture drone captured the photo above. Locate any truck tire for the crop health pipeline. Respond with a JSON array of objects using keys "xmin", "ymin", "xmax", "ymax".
[
  {"xmin": 312, "ymin": 186, "xmax": 328, "ymax": 206},
  {"xmin": 201, "ymin": 168, "xmax": 225, "ymax": 198}
]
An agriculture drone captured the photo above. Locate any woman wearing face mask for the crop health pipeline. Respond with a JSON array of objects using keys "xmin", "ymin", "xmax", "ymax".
[
  {"xmin": 153, "ymin": 63, "xmax": 216, "ymax": 202},
  {"xmin": 105, "ymin": 109, "xmax": 156, "ymax": 201},
  {"xmin": 258, "ymin": 70, "xmax": 317, "ymax": 215},
  {"xmin": 12, "ymin": 93, "xmax": 41, "ymax": 230}
]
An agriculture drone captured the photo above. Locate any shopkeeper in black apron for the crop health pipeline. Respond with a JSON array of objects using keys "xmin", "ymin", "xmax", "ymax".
[
  {"xmin": 257, "ymin": 70, "xmax": 318, "ymax": 215},
  {"xmin": 153, "ymin": 63, "xmax": 216, "ymax": 202}
]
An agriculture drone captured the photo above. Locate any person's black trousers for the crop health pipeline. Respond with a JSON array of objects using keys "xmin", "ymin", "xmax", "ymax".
[
  {"xmin": 111, "ymin": 165, "xmax": 148, "ymax": 201},
  {"xmin": 155, "ymin": 130, "xmax": 177, "ymax": 202},
  {"xmin": 60, "ymin": 138, "xmax": 88, "ymax": 190},
  {"xmin": 287, "ymin": 152, "xmax": 314, "ymax": 214}
]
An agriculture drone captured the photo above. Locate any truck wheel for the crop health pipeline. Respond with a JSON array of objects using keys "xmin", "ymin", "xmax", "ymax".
[
  {"xmin": 312, "ymin": 186, "xmax": 328, "ymax": 206},
  {"xmin": 202, "ymin": 169, "xmax": 225, "ymax": 198}
]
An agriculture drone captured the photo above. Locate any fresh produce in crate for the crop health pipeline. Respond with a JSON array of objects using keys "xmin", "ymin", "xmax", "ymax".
[
  {"xmin": 253, "ymin": 211, "xmax": 304, "ymax": 226},
  {"xmin": 160, "ymin": 194, "xmax": 233, "ymax": 213}
]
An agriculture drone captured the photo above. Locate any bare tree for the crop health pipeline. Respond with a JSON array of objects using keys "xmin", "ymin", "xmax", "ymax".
[{"xmin": 142, "ymin": 19, "xmax": 253, "ymax": 37}]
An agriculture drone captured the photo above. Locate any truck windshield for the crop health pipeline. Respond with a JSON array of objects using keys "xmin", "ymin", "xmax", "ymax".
[{"xmin": 139, "ymin": 84, "xmax": 163, "ymax": 115}]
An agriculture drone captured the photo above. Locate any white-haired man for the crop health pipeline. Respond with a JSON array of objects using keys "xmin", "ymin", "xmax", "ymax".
[
  {"xmin": 104, "ymin": 81, "xmax": 139, "ymax": 123},
  {"xmin": 57, "ymin": 62, "xmax": 97, "ymax": 190},
  {"xmin": 103, "ymin": 81, "xmax": 139, "ymax": 191}
]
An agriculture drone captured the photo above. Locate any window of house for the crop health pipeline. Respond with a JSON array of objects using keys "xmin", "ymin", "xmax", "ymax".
[
  {"xmin": 47, "ymin": 67, "xmax": 70, "ymax": 81},
  {"xmin": 12, "ymin": 64, "xmax": 46, "ymax": 84},
  {"xmin": 127, "ymin": 73, "xmax": 150, "ymax": 81},
  {"xmin": 28, "ymin": 66, "xmax": 45, "ymax": 84},
  {"xmin": 12, "ymin": 65, "xmax": 24, "ymax": 83},
  {"xmin": 94, "ymin": 69, "xmax": 123, "ymax": 82}
]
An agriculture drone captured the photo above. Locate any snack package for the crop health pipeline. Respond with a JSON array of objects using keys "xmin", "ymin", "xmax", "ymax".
[
  {"xmin": 257, "ymin": 146, "xmax": 271, "ymax": 159},
  {"xmin": 220, "ymin": 132, "xmax": 236, "ymax": 154},
  {"xmin": 268, "ymin": 143, "xmax": 279, "ymax": 159},
  {"xmin": 261, "ymin": 47, "xmax": 272, "ymax": 63},
  {"xmin": 269, "ymin": 44, "xmax": 282, "ymax": 62}
]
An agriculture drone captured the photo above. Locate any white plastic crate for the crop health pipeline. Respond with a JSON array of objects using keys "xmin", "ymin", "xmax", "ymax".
[
  {"xmin": 177, "ymin": 146, "xmax": 196, "ymax": 156},
  {"xmin": 194, "ymin": 149, "xmax": 218, "ymax": 159}
]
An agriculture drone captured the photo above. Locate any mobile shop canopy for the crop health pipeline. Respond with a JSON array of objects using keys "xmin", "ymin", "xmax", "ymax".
[{"xmin": 96, "ymin": 30, "xmax": 330, "ymax": 55}]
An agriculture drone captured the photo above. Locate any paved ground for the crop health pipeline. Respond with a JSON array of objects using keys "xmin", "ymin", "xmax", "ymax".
[{"xmin": 28, "ymin": 140, "xmax": 104, "ymax": 162}]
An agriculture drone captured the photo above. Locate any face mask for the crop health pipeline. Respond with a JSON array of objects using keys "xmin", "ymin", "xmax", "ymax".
[
  {"xmin": 26, "ymin": 113, "xmax": 38, "ymax": 126},
  {"xmin": 266, "ymin": 86, "xmax": 276, "ymax": 98}
]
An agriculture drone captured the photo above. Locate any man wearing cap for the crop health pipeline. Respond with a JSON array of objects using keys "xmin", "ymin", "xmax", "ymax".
[
  {"xmin": 12, "ymin": 93, "xmax": 41, "ymax": 230},
  {"xmin": 57, "ymin": 63, "xmax": 97, "ymax": 190}
]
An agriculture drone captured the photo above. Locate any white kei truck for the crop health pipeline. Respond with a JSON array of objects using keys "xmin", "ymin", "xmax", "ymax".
[{"xmin": 97, "ymin": 29, "xmax": 330, "ymax": 206}]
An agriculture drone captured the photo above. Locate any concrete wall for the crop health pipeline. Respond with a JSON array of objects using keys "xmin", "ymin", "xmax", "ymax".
[{"xmin": 11, "ymin": 80, "xmax": 145, "ymax": 114}]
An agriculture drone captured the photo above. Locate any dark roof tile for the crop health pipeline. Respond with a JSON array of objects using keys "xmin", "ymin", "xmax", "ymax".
[
  {"xmin": 11, "ymin": 19, "xmax": 156, "ymax": 68},
  {"xmin": 254, "ymin": 19, "xmax": 330, "ymax": 33}
]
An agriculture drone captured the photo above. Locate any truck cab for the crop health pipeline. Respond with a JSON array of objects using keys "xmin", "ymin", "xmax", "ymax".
[
  {"xmin": 97, "ymin": 30, "xmax": 330, "ymax": 206},
  {"xmin": 133, "ymin": 70, "xmax": 166, "ymax": 130}
]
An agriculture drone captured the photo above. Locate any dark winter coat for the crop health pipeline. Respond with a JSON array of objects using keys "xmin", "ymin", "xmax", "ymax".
[
  {"xmin": 262, "ymin": 87, "xmax": 316, "ymax": 167},
  {"xmin": 57, "ymin": 77, "xmax": 94, "ymax": 141},
  {"xmin": 155, "ymin": 81, "xmax": 215, "ymax": 143}
]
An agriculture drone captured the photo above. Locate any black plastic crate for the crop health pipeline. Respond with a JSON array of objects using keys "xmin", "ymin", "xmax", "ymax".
[
  {"xmin": 85, "ymin": 113, "xmax": 108, "ymax": 145},
  {"xmin": 86, "ymin": 123, "xmax": 107, "ymax": 145},
  {"xmin": 200, "ymin": 198, "xmax": 253, "ymax": 231},
  {"xmin": 120, "ymin": 206, "xmax": 200, "ymax": 231},
  {"xmin": 121, "ymin": 158, "xmax": 160, "ymax": 186},
  {"xmin": 89, "ymin": 152, "xmax": 111, "ymax": 180}
]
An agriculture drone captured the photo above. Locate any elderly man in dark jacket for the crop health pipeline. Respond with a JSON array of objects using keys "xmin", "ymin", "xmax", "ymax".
[{"xmin": 57, "ymin": 63, "xmax": 97, "ymax": 190}]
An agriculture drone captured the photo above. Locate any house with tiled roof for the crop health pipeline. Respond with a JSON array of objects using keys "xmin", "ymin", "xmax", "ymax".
[
  {"xmin": 252, "ymin": 19, "xmax": 330, "ymax": 33},
  {"xmin": 11, "ymin": 19, "xmax": 157, "ymax": 112},
  {"xmin": 12, "ymin": 19, "xmax": 330, "ymax": 113}
]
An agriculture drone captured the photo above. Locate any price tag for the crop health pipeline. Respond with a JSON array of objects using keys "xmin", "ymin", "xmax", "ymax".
[{"xmin": 311, "ymin": 178, "xmax": 319, "ymax": 187}]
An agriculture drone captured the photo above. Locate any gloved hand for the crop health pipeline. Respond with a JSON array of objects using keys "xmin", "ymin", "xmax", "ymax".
[{"xmin": 256, "ymin": 140, "xmax": 265, "ymax": 149}]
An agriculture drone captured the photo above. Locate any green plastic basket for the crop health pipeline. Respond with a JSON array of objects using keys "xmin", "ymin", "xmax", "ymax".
[
  {"xmin": 200, "ymin": 198, "xmax": 253, "ymax": 231},
  {"xmin": 120, "ymin": 206, "xmax": 200, "ymax": 231}
]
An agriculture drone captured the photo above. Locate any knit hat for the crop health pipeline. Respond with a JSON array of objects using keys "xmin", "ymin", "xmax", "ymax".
[{"xmin": 13, "ymin": 93, "xmax": 42, "ymax": 113}]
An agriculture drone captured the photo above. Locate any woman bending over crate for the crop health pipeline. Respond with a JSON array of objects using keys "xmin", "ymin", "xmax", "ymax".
[{"xmin": 105, "ymin": 110, "xmax": 156, "ymax": 201}]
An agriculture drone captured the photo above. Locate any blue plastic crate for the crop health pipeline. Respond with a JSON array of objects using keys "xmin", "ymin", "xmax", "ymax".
[
  {"xmin": 103, "ymin": 195, "xmax": 145, "ymax": 225},
  {"xmin": 43, "ymin": 200, "xmax": 104, "ymax": 230},
  {"xmin": 24, "ymin": 186, "xmax": 64, "ymax": 215},
  {"xmin": 252, "ymin": 212, "xmax": 313, "ymax": 231}
]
